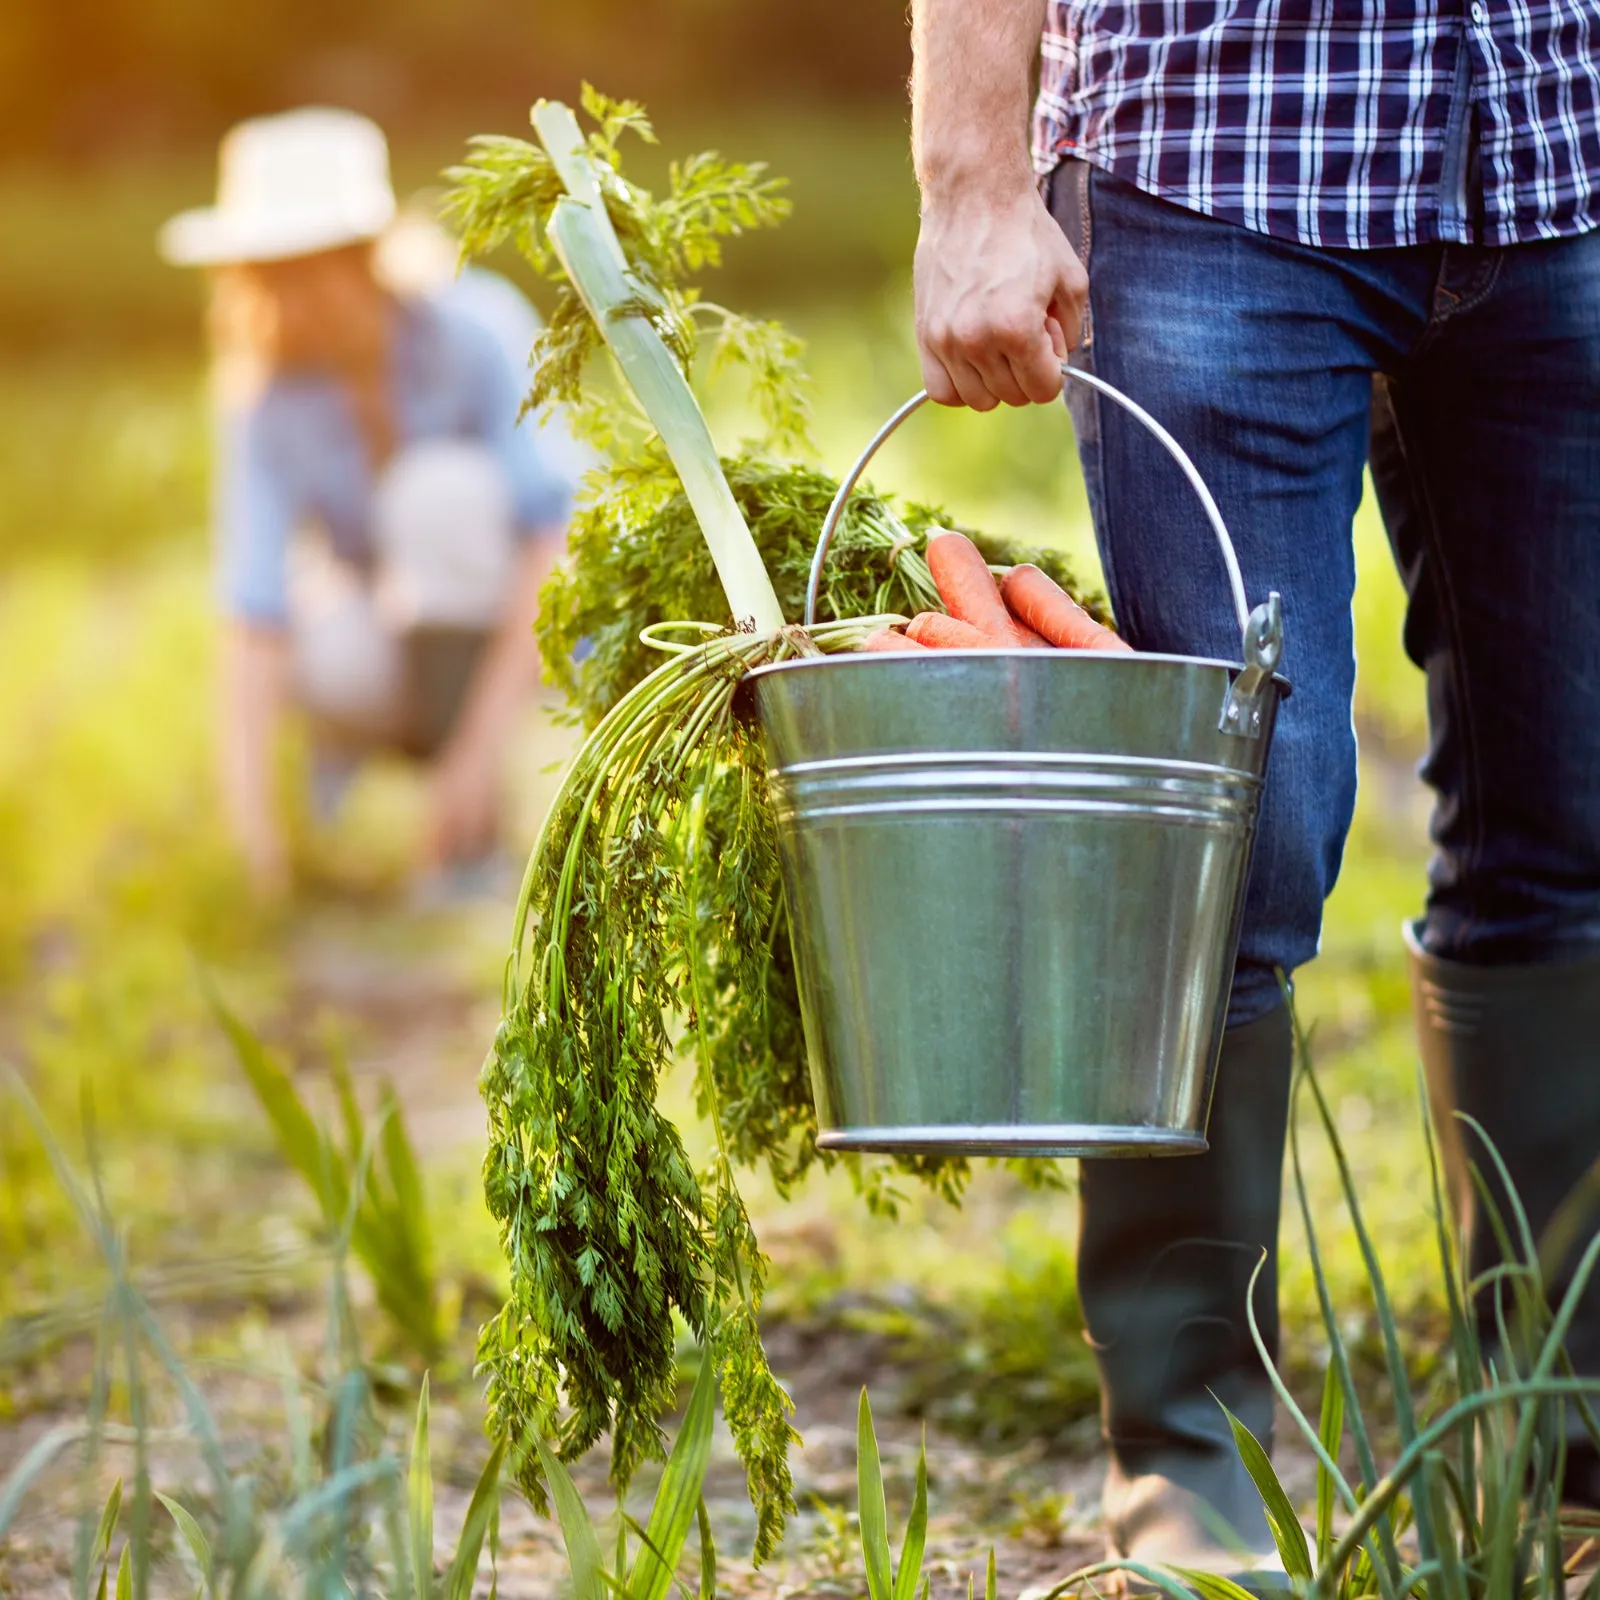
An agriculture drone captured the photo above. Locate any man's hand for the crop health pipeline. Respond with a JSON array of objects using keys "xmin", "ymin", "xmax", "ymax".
[
  {"xmin": 910, "ymin": 0, "xmax": 1080, "ymax": 408},
  {"xmin": 915, "ymin": 185, "xmax": 1086, "ymax": 410}
]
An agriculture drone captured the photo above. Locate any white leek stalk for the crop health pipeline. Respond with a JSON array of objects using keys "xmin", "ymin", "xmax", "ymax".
[{"xmin": 534, "ymin": 107, "xmax": 786, "ymax": 636}]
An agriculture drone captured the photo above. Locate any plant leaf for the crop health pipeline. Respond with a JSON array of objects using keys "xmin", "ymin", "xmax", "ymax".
[
  {"xmin": 411, "ymin": 1372, "xmax": 434, "ymax": 1600},
  {"xmin": 856, "ymin": 1389, "xmax": 893, "ymax": 1600},
  {"xmin": 91, "ymin": 1476, "xmax": 123, "ymax": 1575},
  {"xmin": 696, "ymin": 1497, "xmax": 716, "ymax": 1600},
  {"xmin": 443, "ymin": 1437, "xmax": 507, "ymax": 1600},
  {"xmin": 156, "ymin": 1493, "xmax": 213, "ymax": 1593},
  {"xmin": 534, "ymin": 1436, "xmax": 607, "ymax": 1600},
  {"xmin": 891, "ymin": 1432, "xmax": 928, "ymax": 1600},
  {"xmin": 1315, "ymin": 1360, "xmax": 1344, "ymax": 1569},
  {"xmin": 1169, "ymin": 1567, "xmax": 1265, "ymax": 1599},
  {"xmin": 630, "ymin": 1348, "xmax": 717, "ymax": 1600},
  {"xmin": 114, "ymin": 1542, "xmax": 131, "ymax": 1600},
  {"xmin": 205, "ymin": 975, "xmax": 344, "ymax": 1224},
  {"xmin": 1220, "ymin": 1403, "xmax": 1311, "ymax": 1583}
]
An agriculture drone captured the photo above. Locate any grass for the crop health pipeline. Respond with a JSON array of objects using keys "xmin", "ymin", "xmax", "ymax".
[{"xmin": 6, "ymin": 1002, "xmax": 1598, "ymax": 1598}]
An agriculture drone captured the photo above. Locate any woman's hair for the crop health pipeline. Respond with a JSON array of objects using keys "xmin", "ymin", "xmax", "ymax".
[{"xmin": 206, "ymin": 245, "xmax": 397, "ymax": 464}]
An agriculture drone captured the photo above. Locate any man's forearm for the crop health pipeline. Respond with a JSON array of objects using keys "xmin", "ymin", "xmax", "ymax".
[{"xmin": 911, "ymin": 0, "xmax": 1047, "ymax": 205}]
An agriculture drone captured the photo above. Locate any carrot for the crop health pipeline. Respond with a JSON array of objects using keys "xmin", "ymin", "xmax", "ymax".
[
  {"xmin": 925, "ymin": 529, "xmax": 1049, "ymax": 647},
  {"xmin": 859, "ymin": 627, "xmax": 929, "ymax": 652},
  {"xmin": 1001, "ymin": 564, "xmax": 1134, "ymax": 652},
  {"xmin": 905, "ymin": 611, "xmax": 1006, "ymax": 649}
]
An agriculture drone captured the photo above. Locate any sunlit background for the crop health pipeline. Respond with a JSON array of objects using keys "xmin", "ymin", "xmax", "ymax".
[{"xmin": 1, "ymin": 4, "xmax": 1437, "ymax": 1591}]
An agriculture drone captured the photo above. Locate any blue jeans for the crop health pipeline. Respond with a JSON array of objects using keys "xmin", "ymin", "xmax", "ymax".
[{"xmin": 1047, "ymin": 161, "xmax": 1600, "ymax": 1025}]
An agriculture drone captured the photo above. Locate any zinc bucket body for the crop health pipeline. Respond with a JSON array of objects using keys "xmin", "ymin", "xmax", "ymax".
[{"xmin": 745, "ymin": 368, "xmax": 1287, "ymax": 1158}]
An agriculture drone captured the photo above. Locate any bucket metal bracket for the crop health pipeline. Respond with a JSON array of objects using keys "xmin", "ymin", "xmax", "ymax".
[{"xmin": 1219, "ymin": 592, "xmax": 1284, "ymax": 739}]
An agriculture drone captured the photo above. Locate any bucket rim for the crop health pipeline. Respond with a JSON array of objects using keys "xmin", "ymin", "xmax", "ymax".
[{"xmin": 745, "ymin": 646, "xmax": 1292, "ymax": 699}]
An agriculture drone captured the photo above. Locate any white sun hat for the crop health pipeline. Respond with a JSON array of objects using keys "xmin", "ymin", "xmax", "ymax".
[{"xmin": 159, "ymin": 107, "xmax": 397, "ymax": 267}]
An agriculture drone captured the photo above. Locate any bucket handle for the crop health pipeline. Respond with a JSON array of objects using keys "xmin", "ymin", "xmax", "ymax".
[{"xmin": 804, "ymin": 363, "xmax": 1284, "ymax": 736}]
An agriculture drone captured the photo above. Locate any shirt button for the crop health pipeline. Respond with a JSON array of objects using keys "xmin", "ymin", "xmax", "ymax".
[{"xmin": 1470, "ymin": 2, "xmax": 1486, "ymax": 20}]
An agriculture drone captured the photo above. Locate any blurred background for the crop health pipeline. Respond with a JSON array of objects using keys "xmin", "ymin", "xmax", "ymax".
[{"xmin": 0, "ymin": 2, "xmax": 1438, "ymax": 1588}]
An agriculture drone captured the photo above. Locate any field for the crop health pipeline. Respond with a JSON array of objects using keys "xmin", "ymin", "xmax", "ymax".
[{"xmin": 0, "ymin": 107, "xmax": 1453, "ymax": 1596}]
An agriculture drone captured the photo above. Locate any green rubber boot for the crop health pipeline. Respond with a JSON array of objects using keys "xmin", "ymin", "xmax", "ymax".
[
  {"xmin": 1407, "ymin": 929, "xmax": 1600, "ymax": 1506},
  {"xmin": 1077, "ymin": 1004, "xmax": 1294, "ymax": 1594}
]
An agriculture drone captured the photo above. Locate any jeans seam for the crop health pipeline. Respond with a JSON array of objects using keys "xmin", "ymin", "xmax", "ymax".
[
  {"xmin": 1073, "ymin": 168, "xmax": 1119, "ymax": 620},
  {"xmin": 1382, "ymin": 380, "xmax": 1489, "ymax": 946}
]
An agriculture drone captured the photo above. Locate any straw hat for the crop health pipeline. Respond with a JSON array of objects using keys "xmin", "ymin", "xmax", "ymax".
[{"xmin": 159, "ymin": 107, "xmax": 396, "ymax": 267}]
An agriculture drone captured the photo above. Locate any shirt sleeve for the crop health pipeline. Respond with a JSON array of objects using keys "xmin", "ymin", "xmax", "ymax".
[
  {"xmin": 215, "ymin": 397, "xmax": 297, "ymax": 625},
  {"xmin": 456, "ymin": 311, "xmax": 576, "ymax": 536}
]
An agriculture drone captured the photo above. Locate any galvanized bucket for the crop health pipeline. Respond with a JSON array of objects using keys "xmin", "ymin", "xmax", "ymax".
[{"xmin": 744, "ymin": 366, "xmax": 1287, "ymax": 1158}]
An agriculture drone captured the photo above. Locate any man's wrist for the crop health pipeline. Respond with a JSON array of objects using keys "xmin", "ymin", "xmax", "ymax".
[{"xmin": 916, "ymin": 141, "xmax": 1037, "ymax": 210}]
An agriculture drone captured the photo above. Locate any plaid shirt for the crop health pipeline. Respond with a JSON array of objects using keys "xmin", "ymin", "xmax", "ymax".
[{"xmin": 1032, "ymin": 0, "xmax": 1600, "ymax": 249}]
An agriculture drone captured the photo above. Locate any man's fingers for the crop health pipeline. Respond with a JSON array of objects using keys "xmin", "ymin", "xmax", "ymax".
[
  {"xmin": 1051, "ymin": 251, "xmax": 1091, "ymax": 349},
  {"xmin": 943, "ymin": 352, "xmax": 1002, "ymax": 411},
  {"xmin": 1007, "ymin": 333, "xmax": 1066, "ymax": 403},
  {"xmin": 919, "ymin": 344, "xmax": 963, "ymax": 407}
]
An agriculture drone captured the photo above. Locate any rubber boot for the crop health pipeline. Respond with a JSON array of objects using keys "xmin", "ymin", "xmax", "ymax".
[
  {"xmin": 1077, "ymin": 1004, "xmax": 1294, "ymax": 1594},
  {"xmin": 1407, "ymin": 930, "xmax": 1600, "ymax": 1507}
]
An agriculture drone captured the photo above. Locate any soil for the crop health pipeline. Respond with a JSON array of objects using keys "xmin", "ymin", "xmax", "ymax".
[{"xmin": 0, "ymin": 866, "xmax": 1321, "ymax": 1600}]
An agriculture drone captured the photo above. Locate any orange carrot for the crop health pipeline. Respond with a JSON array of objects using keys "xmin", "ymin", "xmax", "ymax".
[
  {"xmin": 859, "ymin": 627, "xmax": 929, "ymax": 652},
  {"xmin": 905, "ymin": 611, "xmax": 1005, "ymax": 649},
  {"xmin": 1001, "ymin": 564, "xmax": 1134, "ymax": 652},
  {"xmin": 926, "ymin": 529, "xmax": 1049, "ymax": 647}
]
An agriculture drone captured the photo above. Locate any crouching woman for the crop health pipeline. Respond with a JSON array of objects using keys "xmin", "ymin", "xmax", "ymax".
[{"xmin": 161, "ymin": 108, "xmax": 573, "ymax": 894}]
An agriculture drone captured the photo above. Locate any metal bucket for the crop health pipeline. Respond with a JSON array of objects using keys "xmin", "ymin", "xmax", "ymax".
[{"xmin": 745, "ymin": 367, "xmax": 1288, "ymax": 1157}]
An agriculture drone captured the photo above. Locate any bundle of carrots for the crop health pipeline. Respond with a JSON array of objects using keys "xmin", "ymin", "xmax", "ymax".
[{"xmin": 861, "ymin": 528, "xmax": 1132, "ymax": 654}]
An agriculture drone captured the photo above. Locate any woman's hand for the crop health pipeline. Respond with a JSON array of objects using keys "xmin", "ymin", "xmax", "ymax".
[{"xmin": 425, "ymin": 739, "xmax": 501, "ymax": 866}]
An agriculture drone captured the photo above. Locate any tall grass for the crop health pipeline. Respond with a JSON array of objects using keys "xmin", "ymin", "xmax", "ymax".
[
  {"xmin": 0, "ymin": 1063, "xmax": 504, "ymax": 1599},
  {"xmin": 9, "ymin": 994, "xmax": 1599, "ymax": 1598}
]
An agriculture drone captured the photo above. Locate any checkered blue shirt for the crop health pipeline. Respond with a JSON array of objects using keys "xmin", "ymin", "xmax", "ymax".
[{"xmin": 1033, "ymin": 0, "xmax": 1600, "ymax": 249}]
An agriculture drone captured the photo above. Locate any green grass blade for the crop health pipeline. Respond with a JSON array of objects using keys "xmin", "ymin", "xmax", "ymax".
[
  {"xmin": 1219, "ymin": 1403, "xmax": 1311, "ymax": 1583},
  {"xmin": 410, "ymin": 1373, "xmax": 434, "ymax": 1600},
  {"xmin": 204, "ymin": 975, "xmax": 345, "ymax": 1225},
  {"xmin": 533, "ymin": 1436, "xmax": 607, "ymax": 1600},
  {"xmin": 90, "ymin": 1477, "xmax": 123, "ymax": 1575},
  {"xmin": 329, "ymin": 1046, "xmax": 365, "ymax": 1169},
  {"xmin": 277, "ymin": 1459, "xmax": 399, "ymax": 1551},
  {"xmin": 1315, "ymin": 1361, "xmax": 1343, "ymax": 1570},
  {"xmin": 1286, "ymin": 1015, "xmax": 1403, "ymax": 1600},
  {"xmin": 1299, "ymin": 1060, "xmax": 1438, "ymax": 1575},
  {"xmin": 1170, "ymin": 1568, "xmax": 1262, "ymax": 1599},
  {"xmin": 985, "ymin": 1547, "xmax": 996, "ymax": 1600},
  {"xmin": 856, "ymin": 1389, "xmax": 893, "ymax": 1600},
  {"xmin": 114, "ymin": 1542, "xmax": 131, "ymax": 1600},
  {"xmin": 378, "ymin": 1082, "xmax": 430, "ymax": 1267},
  {"xmin": 443, "ymin": 1438, "xmax": 507, "ymax": 1600},
  {"xmin": 1418, "ymin": 1069, "xmax": 1481, "ymax": 1521},
  {"xmin": 0, "ymin": 1425, "xmax": 95, "ymax": 1541},
  {"xmin": 891, "ymin": 1432, "xmax": 928, "ymax": 1600},
  {"xmin": 630, "ymin": 1347, "xmax": 717, "ymax": 1600},
  {"xmin": 695, "ymin": 1497, "xmax": 716, "ymax": 1600},
  {"xmin": 156, "ymin": 1494, "xmax": 214, "ymax": 1594}
]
